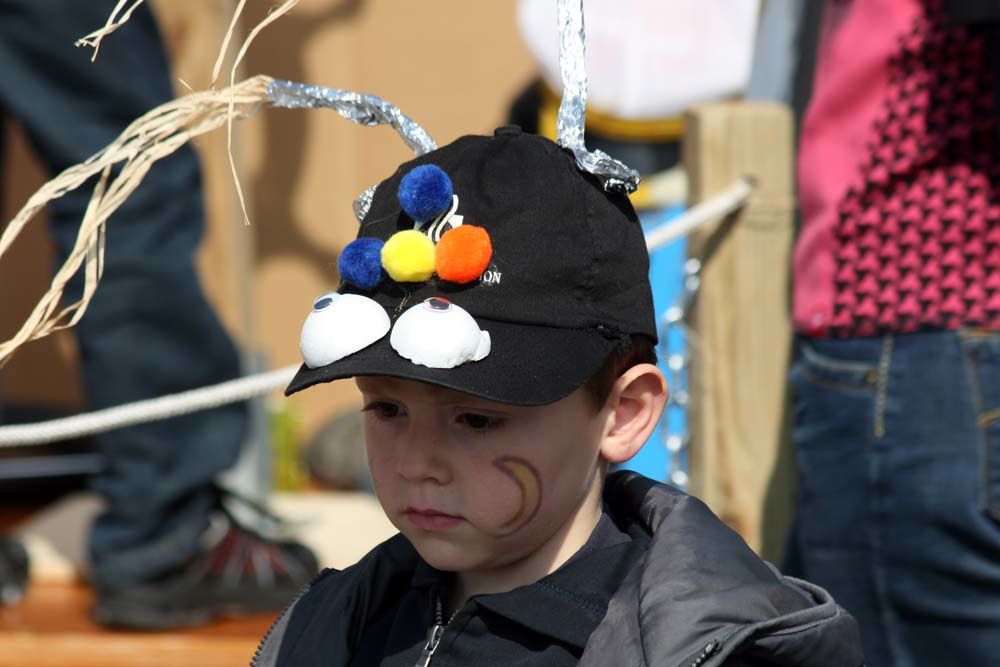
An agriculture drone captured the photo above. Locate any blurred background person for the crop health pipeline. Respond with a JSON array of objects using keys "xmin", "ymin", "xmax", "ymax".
[
  {"xmin": 0, "ymin": 1, "xmax": 316, "ymax": 628},
  {"xmin": 785, "ymin": 0, "xmax": 1000, "ymax": 664}
]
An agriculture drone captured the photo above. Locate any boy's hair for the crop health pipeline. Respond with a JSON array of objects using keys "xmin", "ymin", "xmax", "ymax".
[{"xmin": 583, "ymin": 335, "xmax": 658, "ymax": 411}]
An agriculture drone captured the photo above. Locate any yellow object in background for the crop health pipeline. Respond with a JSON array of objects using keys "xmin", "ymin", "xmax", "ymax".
[
  {"xmin": 381, "ymin": 230, "xmax": 437, "ymax": 282},
  {"xmin": 271, "ymin": 402, "xmax": 305, "ymax": 492}
]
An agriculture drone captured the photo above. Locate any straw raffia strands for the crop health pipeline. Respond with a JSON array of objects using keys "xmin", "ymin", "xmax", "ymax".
[
  {"xmin": 0, "ymin": 75, "xmax": 273, "ymax": 366},
  {"xmin": 0, "ymin": 0, "xmax": 305, "ymax": 367},
  {"xmin": 75, "ymin": 0, "xmax": 301, "ymax": 226},
  {"xmin": 74, "ymin": 0, "xmax": 148, "ymax": 62},
  {"xmin": 219, "ymin": 0, "xmax": 300, "ymax": 225}
]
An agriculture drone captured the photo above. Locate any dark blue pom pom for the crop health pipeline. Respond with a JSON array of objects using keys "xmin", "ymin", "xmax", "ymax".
[
  {"xmin": 397, "ymin": 164, "xmax": 453, "ymax": 222},
  {"xmin": 338, "ymin": 237, "xmax": 385, "ymax": 289}
]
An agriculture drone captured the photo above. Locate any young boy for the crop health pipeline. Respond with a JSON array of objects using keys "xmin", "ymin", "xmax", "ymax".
[{"xmin": 253, "ymin": 127, "xmax": 863, "ymax": 666}]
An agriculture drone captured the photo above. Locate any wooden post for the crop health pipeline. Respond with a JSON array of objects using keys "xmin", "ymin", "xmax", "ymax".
[{"xmin": 683, "ymin": 102, "xmax": 796, "ymax": 560}]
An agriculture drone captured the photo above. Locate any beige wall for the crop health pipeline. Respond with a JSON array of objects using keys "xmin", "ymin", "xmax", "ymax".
[{"xmin": 0, "ymin": 1, "xmax": 536, "ymax": 439}]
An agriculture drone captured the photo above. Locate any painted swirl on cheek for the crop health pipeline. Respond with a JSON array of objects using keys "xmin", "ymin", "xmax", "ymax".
[{"xmin": 493, "ymin": 456, "xmax": 542, "ymax": 534}]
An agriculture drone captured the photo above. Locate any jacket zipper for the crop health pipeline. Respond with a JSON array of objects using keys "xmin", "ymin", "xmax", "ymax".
[
  {"xmin": 414, "ymin": 597, "xmax": 459, "ymax": 667},
  {"xmin": 415, "ymin": 623, "xmax": 444, "ymax": 667},
  {"xmin": 688, "ymin": 639, "xmax": 721, "ymax": 667},
  {"xmin": 249, "ymin": 568, "xmax": 332, "ymax": 667}
]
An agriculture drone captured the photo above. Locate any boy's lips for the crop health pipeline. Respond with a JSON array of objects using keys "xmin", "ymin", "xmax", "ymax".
[{"xmin": 403, "ymin": 507, "xmax": 463, "ymax": 531}]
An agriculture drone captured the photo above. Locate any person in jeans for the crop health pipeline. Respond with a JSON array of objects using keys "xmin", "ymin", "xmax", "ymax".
[
  {"xmin": 0, "ymin": 1, "xmax": 316, "ymax": 628},
  {"xmin": 787, "ymin": 0, "xmax": 1000, "ymax": 664}
]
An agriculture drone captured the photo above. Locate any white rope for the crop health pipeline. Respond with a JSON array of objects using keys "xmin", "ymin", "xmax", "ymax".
[
  {"xmin": 644, "ymin": 177, "xmax": 754, "ymax": 252},
  {"xmin": 0, "ymin": 364, "xmax": 299, "ymax": 448}
]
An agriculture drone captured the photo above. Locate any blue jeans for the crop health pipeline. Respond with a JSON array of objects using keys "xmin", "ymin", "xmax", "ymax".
[
  {"xmin": 0, "ymin": 1, "xmax": 247, "ymax": 587},
  {"xmin": 786, "ymin": 330, "xmax": 1000, "ymax": 666}
]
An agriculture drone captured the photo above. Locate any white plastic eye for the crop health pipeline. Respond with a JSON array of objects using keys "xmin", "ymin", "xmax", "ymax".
[
  {"xmin": 390, "ymin": 297, "xmax": 491, "ymax": 368},
  {"xmin": 300, "ymin": 292, "xmax": 390, "ymax": 368}
]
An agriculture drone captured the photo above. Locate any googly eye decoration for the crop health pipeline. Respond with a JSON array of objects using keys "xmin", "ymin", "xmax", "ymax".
[
  {"xmin": 390, "ymin": 297, "xmax": 491, "ymax": 368},
  {"xmin": 300, "ymin": 292, "xmax": 391, "ymax": 368}
]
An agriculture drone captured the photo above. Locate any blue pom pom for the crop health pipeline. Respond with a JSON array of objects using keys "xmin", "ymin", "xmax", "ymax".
[
  {"xmin": 339, "ymin": 237, "xmax": 385, "ymax": 289},
  {"xmin": 397, "ymin": 164, "xmax": 453, "ymax": 222}
]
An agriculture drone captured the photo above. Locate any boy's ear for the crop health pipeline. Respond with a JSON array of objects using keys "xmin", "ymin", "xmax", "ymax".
[{"xmin": 598, "ymin": 363, "xmax": 668, "ymax": 464}]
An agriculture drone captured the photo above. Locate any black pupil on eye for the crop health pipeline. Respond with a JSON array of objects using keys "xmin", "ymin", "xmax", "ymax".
[
  {"xmin": 465, "ymin": 414, "xmax": 490, "ymax": 429},
  {"xmin": 313, "ymin": 297, "xmax": 333, "ymax": 311},
  {"xmin": 427, "ymin": 298, "xmax": 451, "ymax": 311}
]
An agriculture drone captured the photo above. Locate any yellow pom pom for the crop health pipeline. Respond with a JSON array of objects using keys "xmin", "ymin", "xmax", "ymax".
[{"xmin": 381, "ymin": 230, "xmax": 436, "ymax": 282}]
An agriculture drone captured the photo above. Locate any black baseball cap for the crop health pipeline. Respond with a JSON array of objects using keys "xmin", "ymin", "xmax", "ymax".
[{"xmin": 286, "ymin": 126, "xmax": 655, "ymax": 405}]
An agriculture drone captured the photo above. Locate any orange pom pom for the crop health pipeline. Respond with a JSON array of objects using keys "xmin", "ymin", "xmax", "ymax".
[{"xmin": 436, "ymin": 226, "xmax": 493, "ymax": 284}]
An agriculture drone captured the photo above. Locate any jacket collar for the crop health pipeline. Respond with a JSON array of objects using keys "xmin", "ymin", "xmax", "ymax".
[
  {"xmin": 410, "ymin": 511, "xmax": 645, "ymax": 650},
  {"xmin": 578, "ymin": 472, "xmax": 863, "ymax": 667}
]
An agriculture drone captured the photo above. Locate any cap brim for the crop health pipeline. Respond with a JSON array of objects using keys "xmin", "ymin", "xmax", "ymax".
[{"xmin": 285, "ymin": 318, "xmax": 617, "ymax": 406}]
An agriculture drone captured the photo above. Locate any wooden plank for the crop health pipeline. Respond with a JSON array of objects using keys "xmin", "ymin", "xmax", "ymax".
[
  {"xmin": 0, "ymin": 635, "xmax": 261, "ymax": 667},
  {"xmin": 0, "ymin": 583, "xmax": 274, "ymax": 667},
  {"xmin": 683, "ymin": 102, "xmax": 796, "ymax": 560}
]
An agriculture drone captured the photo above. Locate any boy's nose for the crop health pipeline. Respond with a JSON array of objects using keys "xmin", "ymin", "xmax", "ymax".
[{"xmin": 395, "ymin": 424, "xmax": 452, "ymax": 484}]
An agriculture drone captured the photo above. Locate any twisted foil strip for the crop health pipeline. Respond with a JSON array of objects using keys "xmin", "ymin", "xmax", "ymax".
[
  {"xmin": 352, "ymin": 186, "xmax": 377, "ymax": 222},
  {"xmin": 266, "ymin": 80, "xmax": 437, "ymax": 220},
  {"xmin": 266, "ymin": 79, "xmax": 436, "ymax": 153},
  {"xmin": 556, "ymin": 0, "xmax": 640, "ymax": 194}
]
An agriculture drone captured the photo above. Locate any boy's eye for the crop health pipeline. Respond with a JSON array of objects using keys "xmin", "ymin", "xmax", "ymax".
[
  {"xmin": 362, "ymin": 401, "xmax": 403, "ymax": 420},
  {"xmin": 457, "ymin": 413, "xmax": 504, "ymax": 431}
]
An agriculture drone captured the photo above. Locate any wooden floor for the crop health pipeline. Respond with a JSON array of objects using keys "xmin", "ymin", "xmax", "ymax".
[{"xmin": 0, "ymin": 582, "xmax": 277, "ymax": 667}]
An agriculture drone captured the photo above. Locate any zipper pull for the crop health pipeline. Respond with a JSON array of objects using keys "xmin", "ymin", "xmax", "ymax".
[
  {"xmin": 689, "ymin": 639, "xmax": 721, "ymax": 667},
  {"xmin": 414, "ymin": 623, "xmax": 444, "ymax": 667}
]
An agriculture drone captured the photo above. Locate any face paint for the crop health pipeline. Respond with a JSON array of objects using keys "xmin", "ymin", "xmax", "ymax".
[{"xmin": 492, "ymin": 455, "xmax": 542, "ymax": 534}]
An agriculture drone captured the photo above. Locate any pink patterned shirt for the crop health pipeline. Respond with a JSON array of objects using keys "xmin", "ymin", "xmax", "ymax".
[{"xmin": 793, "ymin": 0, "xmax": 1000, "ymax": 337}]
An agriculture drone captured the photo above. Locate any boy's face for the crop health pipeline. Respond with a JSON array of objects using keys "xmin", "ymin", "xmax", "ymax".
[{"xmin": 356, "ymin": 376, "xmax": 608, "ymax": 576}]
